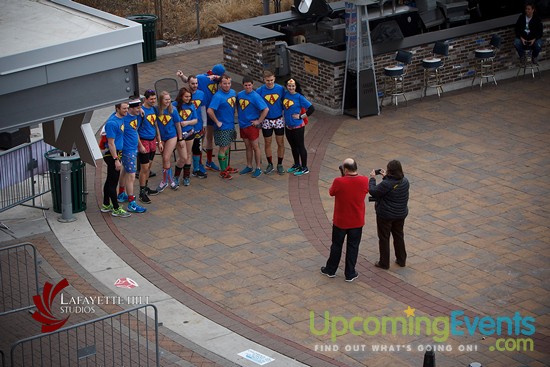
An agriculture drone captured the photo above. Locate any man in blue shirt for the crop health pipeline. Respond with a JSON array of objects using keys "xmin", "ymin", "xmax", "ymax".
[{"xmin": 237, "ymin": 77, "xmax": 269, "ymax": 178}]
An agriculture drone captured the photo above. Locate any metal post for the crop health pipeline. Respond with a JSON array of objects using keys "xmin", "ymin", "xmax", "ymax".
[
  {"xmin": 58, "ymin": 161, "xmax": 76, "ymax": 223},
  {"xmin": 263, "ymin": 0, "xmax": 270, "ymax": 14},
  {"xmin": 196, "ymin": 0, "xmax": 201, "ymax": 44}
]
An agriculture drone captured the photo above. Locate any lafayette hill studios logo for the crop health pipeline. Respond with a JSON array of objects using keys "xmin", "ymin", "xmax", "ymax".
[{"xmin": 32, "ymin": 279, "xmax": 70, "ymax": 333}]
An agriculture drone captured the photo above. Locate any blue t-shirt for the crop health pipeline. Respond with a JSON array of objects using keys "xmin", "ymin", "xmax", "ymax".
[
  {"xmin": 237, "ymin": 90, "xmax": 268, "ymax": 129},
  {"xmin": 138, "ymin": 106, "xmax": 158, "ymax": 140},
  {"xmin": 282, "ymin": 91, "xmax": 312, "ymax": 129},
  {"xmin": 256, "ymin": 84, "xmax": 285, "ymax": 119},
  {"xmin": 104, "ymin": 112, "xmax": 125, "ymax": 151},
  {"xmin": 122, "ymin": 113, "xmax": 140, "ymax": 152},
  {"xmin": 173, "ymin": 101, "xmax": 197, "ymax": 134},
  {"xmin": 191, "ymin": 89, "xmax": 205, "ymax": 131},
  {"xmin": 209, "ymin": 89, "xmax": 237, "ymax": 130},
  {"xmin": 197, "ymin": 74, "xmax": 218, "ymax": 108},
  {"xmin": 157, "ymin": 107, "xmax": 182, "ymax": 141}
]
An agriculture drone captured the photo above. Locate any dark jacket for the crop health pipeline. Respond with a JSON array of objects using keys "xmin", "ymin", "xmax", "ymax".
[
  {"xmin": 369, "ymin": 175, "xmax": 409, "ymax": 219},
  {"xmin": 515, "ymin": 13, "xmax": 543, "ymax": 41}
]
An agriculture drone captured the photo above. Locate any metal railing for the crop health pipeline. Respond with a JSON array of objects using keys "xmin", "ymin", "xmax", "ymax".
[
  {"xmin": 0, "ymin": 140, "xmax": 52, "ymax": 216},
  {"xmin": 10, "ymin": 304, "xmax": 160, "ymax": 367},
  {"xmin": 0, "ymin": 243, "xmax": 40, "ymax": 316}
]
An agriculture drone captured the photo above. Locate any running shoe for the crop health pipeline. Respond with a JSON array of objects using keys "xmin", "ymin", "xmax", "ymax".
[
  {"xmin": 139, "ymin": 190, "xmax": 151, "ymax": 204},
  {"xmin": 198, "ymin": 163, "xmax": 207, "ymax": 174},
  {"xmin": 252, "ymin": 168, "xmax": 262, "ymax": 178},
  {"xmin": 172, "ymin": 177, "xmax": 180, "ymax": 190},
  {"xmin": 156, "ymin": 181, "xmax": 168, "ymax": 193},
  {"xmin": 100, "ymin": 204, "xmax": 113, "ymax": 213},
  {"xmin": 287, "ymin": 164, "xmax": 300, "ymax": 173},
  {"xmin": 320, "ymin": 267, "xmax": 336, "ymax": 278},
  {"xmin": 294, "ymin": 166, "xmax": 309, "ymax": 176},
  {"xmin": 205, "ymin": 161, "xmax": 220, "ymax": 171},
  {"xmin": 117, "ymin": 192, "xmax": 128, "ymax": 203},
  {"xmin": 192, "ymin": 170, "xmax": 207, "ymax": 179},
  {"xmin": 220, "ymin": 171, "xmax": 233, "ymax": 180},
  {"xmin": 277, "ymin": 164, "xmax": 285, "ymax": 175},
  {"xmin": 264, "ymin": 163, "xmax": 274, "ymax": 175},
  {"xmin": 183, "ymin": 177, "xmax": 190, "ymax": 186},
  {"xmin": 240, "ymin": 166, "xmax": 253, "ymax": 175},
  {"xmin": 345, "ymin": 273, "xmax": 359, "ymax": 282},
  {"xmin": 226, "ymin": 166, "xmax": 239, "ymax": 174},
  {"xmin": 146, "ymin": 187, "xmax": 159, "ymax": 196},
  {"xmin": 128, "ymin": 200, "xmax": 147, "ymax": 213},
  {"xmin": 111, "ymin": 207, "xmax": 131, "ymax": 218}
]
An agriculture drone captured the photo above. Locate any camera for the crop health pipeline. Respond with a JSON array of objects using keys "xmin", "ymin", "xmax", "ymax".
[
  {"xmin": 339, "ymin": 165, "xmax": 345, "ymax": 177},
  {"xmin": 375, "ymin": 169, "xmax": 383, "ymax": 175}
]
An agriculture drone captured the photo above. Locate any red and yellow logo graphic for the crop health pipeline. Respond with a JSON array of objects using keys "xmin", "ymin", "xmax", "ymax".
[
  {"xmin": 227, "ymin": 96, "xmax": 236, "ymax": 108},
  {"xmin": 130, "ymin": 118, "xmax": 138, "ymax": 130},
  {"xmin": 32, "ymin": 279, "xmax": 70, "ymax": 333},
  {"xmin": 146, "ymin": 114, "xmax": 156, "ymax": 126},
  {"xmin": 158, "ymin": 115, "xmax": 172, "ymax": 126},
  {"xmin": 179, "ymin": 109, "xmax": 192, "ymax": 120},
  {"xmin": 283, "ymin": 99, "xmax": 295, "ymax": 109},
  {"xmin": 208, "ymin": 84, "xmax": 218, "ymax": 95},
  {"xmin": 239, "ymin": 99, "xmax": 250, "ymax": 110},
  {"xmin": 264, "ymin": 94, "xmax": 280, "ymax": 105},
  {"xmin": 192, "ymin": 99, "xmax": 202, "ymax": 109}
]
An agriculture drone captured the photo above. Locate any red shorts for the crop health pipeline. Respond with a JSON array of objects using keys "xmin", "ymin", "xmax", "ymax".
[
  {"xmin": 140, "ymin": 139, "xmax": 157, "ymax": 154},
  {"xmin": 240, "ymin": 126, "xmax": 260, "ymax": 141}
]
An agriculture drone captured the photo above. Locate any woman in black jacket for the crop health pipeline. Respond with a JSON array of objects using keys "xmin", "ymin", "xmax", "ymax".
[{"xmin": 369, "ymin": 160, "xmax": 409, "ymax": 269}]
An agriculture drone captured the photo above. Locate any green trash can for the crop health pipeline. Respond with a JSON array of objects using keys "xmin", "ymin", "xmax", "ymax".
[
  {"xmin": 127, "ymin": 14, "xmax": 158, "ymax": 63},
  {"xmin": 45, "ymin": 149, "xmax": 87, "ymax": 214}
]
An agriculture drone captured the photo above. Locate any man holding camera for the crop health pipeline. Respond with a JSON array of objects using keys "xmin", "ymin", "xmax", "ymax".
[
  {"xmin": 369, "ymin": 160, "xmax": 409, "ymax": 270},
  {"xmin": 321, "ymin": 158, "xmax": 370, "ymax": 282}
]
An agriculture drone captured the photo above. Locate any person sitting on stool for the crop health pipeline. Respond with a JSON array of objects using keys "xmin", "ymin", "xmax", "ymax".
[{"xmin": 514, "ymin": 1, "xmax": 543, "ymax": 65}]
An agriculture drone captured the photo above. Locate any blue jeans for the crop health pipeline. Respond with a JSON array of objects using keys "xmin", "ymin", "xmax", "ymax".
[
  {"xmin": 514, "ymin": 38, "xmax": 543, "ymax": 59},
  {"xmin": 324, "ymin": 225, "xmax": 363, "ymax": 279}
]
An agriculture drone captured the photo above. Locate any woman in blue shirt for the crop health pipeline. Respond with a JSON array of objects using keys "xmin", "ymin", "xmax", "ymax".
[
  {"xmin": 282, "ymin": 78, "xmax": 314, "ymax": 176},
  {"xmin": 173, "ymin": 86, "xmax": 198, "ymax": 187}
]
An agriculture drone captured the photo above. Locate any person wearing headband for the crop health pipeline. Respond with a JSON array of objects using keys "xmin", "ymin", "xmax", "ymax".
[{"xmin": 282, "ymin": 78, "xmax": 314, "ymax": 176}]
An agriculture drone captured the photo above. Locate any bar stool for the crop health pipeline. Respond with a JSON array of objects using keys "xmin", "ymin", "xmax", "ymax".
[
  {"xmin": 422, "ymin": 41, "xmax": 449, "ymax": 99},
  {"xmin": 381, "ymin": 50, "xmax": 413, "ymax": 108},
  {"xmin": 517, "ymin": 48, "xmax": 541, "ymax": 79},
  {"xmin": 471, "ymin": 34, "xmax": 501, "ymax": 88}
]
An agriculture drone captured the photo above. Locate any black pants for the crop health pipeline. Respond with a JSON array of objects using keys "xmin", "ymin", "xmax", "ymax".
[
  {"xmin": 324, "ymin": 225, "xmax": 363, "ymax": 279},
  {"xmin": 103, "ymin": 155, "xmax": 120, "ymax": 209},
  {"xmin": 376, "ymin": 216, "xmax": 406, "ymax": 267},
  {"xmin": 285, "ymin": 126, "xmax": 307, "ymax": 167}
]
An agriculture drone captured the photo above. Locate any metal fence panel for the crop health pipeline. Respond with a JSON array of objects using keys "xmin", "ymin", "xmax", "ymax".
[
  {"xmin": 10, "ymin": 304, "xmax": 160, "ymax": 367},
  {"xmin": 0, "ymin": 140, "xmax": 52, "ymax": 213},
  {"xmin": 0, "ymin": 243, "xmax": 40, "ymax": 316}
]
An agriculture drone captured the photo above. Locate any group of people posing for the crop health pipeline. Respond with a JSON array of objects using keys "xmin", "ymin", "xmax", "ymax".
[{"xmin": 100, "ymin": 64, "xmax": 314, "ymax": 217}]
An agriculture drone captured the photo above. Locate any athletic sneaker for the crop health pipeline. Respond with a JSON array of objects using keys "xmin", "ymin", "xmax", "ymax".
[
  {"xmin": 264, "ymin": 163, "xmax": 274, "ymax": 175},
  {"xmin": 240, "ymin": 166, "xmax": 253, "ymax": 175},
  {"xmin": 287, "ymin": 164, "xmax": 300, "ymax": 173},
  {"xmin": 345, "ymin": 273, "xmax": 359, "ymax": 282},
  {"xmin": 100, "ymin": 204, "xmax": 113, "ymax": 213},
  {"xmin": 252, "ymin": 168, "xmax": 262, "ymax": 178},
  {"xmin": 128, "ymin": 200, "xmax": 147, "ymax": 213},
  {"xmin": 139, "ymin": 190, "xmax": 151, "ymax": 204},
  {"xmin": 277, "ymin": 164, "xmax": 285, "ymax": 175},
  {"xmin": 294, "ymin": 166, "xmax": 309, "ymax": 176},
  {"xmin": 111, "ymin": 207, "xmax": 131, "ymax": 218},
  {"xmin": 172, "ymin": 177, "xmax": 180, "ymax": 190},
  {"xmin": 220, "ymin": 171, "xmax": 233, "ymax": 180},
  {"xmin": 117, "ymin": 192, "xmax": 128, "ymax": 203},
  {"xmin": 183, "ymin": 177, "xmax": 190, "ymax": 186},
  {"xmin": 205, "ymin": 161, "xmax": 220, "ymax": 171},
  {"xmin": 226, "ymin": 166, "xmax": 239, "ymax": 174},
  {"xmin": 192, "ymin": 170, "xmax": 207, "ymax": 179},
  {"xmin": 156, "ymin": 181, "xmax": 168, "ymax": 193},
  {"xmin": 320, "ymin": 267, "xmax": 336, "ymax": 278},
  {"xmin": 146, "ymin": 187, "xmax": 159, "ymax": 196}
]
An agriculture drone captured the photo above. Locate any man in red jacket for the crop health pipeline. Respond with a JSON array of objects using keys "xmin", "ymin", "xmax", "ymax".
[{"xmin": 321, "ymin": 158, "xmax": 370, "ymax": 282}]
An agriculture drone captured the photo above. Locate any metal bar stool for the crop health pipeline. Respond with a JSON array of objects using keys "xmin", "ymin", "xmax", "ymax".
[
  {"xmin": 422, "ymin": 41, "xmax": 449, "ymax": 99},
  {"xmin": 381, "ymin": 50, "xmax": 413, "ymax": 108},
  {"xmin": 517, "ymin": 48, "xmax": 541, "ymax": 79},
  {"xmin": 471, "ymin": 34, "xmax": 501, "ymax": 89}
]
